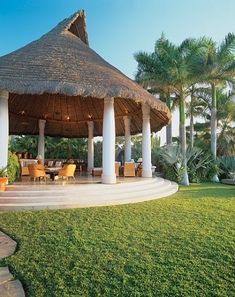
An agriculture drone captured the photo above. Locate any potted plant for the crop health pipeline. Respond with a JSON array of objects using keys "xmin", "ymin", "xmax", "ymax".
[{"xmin": 0, "ymin": 166, "xmax": 8, "ymax": 191}]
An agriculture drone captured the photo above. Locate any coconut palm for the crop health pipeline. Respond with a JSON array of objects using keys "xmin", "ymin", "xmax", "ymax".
[
  {"xmin": 193, "ymin": 87, "xmax": 235, "ymax": 156},
  {"xmin": 191, "ymin": 33, "xmax": 235, "ymax": 181},
  {"xmin": 214, "ymin": 91, "xmax": 235, "ymax": 156},
  {"xmin": 135, "ymin": 35, "xmax": 207, "ymax": 185},
  {"xmin": 135, "ymin": 34, "xmax": 179, "ymax": 145}
]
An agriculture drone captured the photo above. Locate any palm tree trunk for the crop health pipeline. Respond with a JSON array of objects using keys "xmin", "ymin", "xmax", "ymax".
[
  {"xmin": 189, "ymin": 93, "xmax": 194, "ymax": 148},
  {"xmin": 211, "ymin": 84, "xmax": 219, "ymax": 182},
  {"xmin": 190, "ymin": 112, "xmax": 194, "ymax": 148},
  {"xmin": 166, "ymin": 96, "xmax": 172, "ymax": 145},
  {"xmin": 180, "ymin": 91, "xmax": 189, "ymax": 186},
  {"xmin": 179, "ymin": 106, "xmax": 182, "ymax": 144},
  {"xmin": 166, "ymin": 122, "xmax": 172, "ymax": 145}
]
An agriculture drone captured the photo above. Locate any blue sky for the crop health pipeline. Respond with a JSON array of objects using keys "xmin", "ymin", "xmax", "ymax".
[
  {"xmin": 0, "ymin": 0, "xmax": 234, "ymax": 142},
  {"xmin": 0, "ymin": 0, "xmax": 235, "ymax": 79}
]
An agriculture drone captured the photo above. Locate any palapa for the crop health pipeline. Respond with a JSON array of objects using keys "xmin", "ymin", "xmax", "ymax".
[{"xmin": 0, "ymin": 10, "xmax": 171, "ymax": 137}]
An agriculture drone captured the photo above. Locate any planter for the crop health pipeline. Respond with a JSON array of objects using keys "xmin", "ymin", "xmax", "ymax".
[
  {"xmin": 0, "ymin": 177, "xmax": 8, "ymax": 191},
  {"xmin": 221, "ymin": 179, "xmax": 235, "ymax": 185}
]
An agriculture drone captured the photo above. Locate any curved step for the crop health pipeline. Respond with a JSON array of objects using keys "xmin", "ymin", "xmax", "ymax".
[
  {"xmin": 0, "ymin": 179, "xmax": 170, "ymax": 200},
  {"xmin": 4, "ymin": 177, "xmax": 163, "ymax": 193},
  {"xmin": 0, "ymin": 178, "xmax": 178, "ymax": 211}
]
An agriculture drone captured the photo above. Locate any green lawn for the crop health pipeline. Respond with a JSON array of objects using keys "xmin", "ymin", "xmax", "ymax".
[{"xmin": 0, "ymin": 184, "xmax": 234, "ymax": 297}]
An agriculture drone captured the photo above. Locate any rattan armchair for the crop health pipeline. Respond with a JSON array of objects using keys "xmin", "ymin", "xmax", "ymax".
[
  {"xmin": 123, "ymin": 162, "xmax": 136, "ymax": 177},
  {"xmin": 28, "ymin": 164, "xmax": 47, "ymax": 181},
  {"xmin": 115, "ymin": 162, "xmax": 121, "ymax": 177},
  {"xmin": 58, "ymin": 164, "xmax": 76, "ymax": 180}
]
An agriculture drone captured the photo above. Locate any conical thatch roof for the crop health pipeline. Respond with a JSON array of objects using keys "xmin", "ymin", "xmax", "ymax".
[{"xmin": 0, "ymin": 10, "xmax": 171, "ymax": 137}]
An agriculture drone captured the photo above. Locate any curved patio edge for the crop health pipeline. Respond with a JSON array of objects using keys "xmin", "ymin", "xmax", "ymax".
[{"xmin": 0, "ymin": 177, "xmax": 178, "ymax": 211}]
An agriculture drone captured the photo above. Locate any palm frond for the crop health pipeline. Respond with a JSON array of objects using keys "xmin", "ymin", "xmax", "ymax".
[{"xmin": 217, "ymin": 33, "xmax": 235, "ymax": 64}]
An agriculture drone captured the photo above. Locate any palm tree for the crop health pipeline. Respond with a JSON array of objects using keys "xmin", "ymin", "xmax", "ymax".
[
  {"xmin": 186, "ymin": 86, "xmax": 209, "ymax": 148},
  {"xmin": 135, "ymin": 35, "xmax": 205, "ymax": 185},
  {"xmin": 192, "ymin": 33, "xmax": 235, "ymax": 181},
  {"xmin": 194, "ymin": 87, "xmax": 235, "ymax": 156},
  {"xmin": 135, "ymin": 34, "xmax": 178, "ymax": 146}
]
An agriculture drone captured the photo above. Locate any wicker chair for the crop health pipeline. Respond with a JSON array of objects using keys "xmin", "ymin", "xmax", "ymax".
[
  {"xmin": 28, "ymin": 164, "xmax": 47, "ymax": 181},
  {"xmin": 58, "ymin": 164, "xmax": 76, "ymax": 180},
  {"xmin": 123, "ymin": 162, "xmax": 136, "ymax": 177},
  {"xmin": 115, "ymin": 162, "xmax": 120, "ymax": 177}
]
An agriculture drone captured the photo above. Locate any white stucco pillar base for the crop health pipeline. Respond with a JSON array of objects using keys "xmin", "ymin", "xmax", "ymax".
[
  {"xmin": 87, "ymin": 121, "xmax": 94, "ymax": 174},
  {"xmin": 38, "ymin": 119, "xmax": 46, "ymax": 164},
  {"xmin": 102, "ymin": 98, "xmax": 116, "ymax": 184},
  {"xmin": 123, "ymin": 116, "xmax": 132, "ymax": 162},
  {"xmin": 142, "ymin": 103, "xmax": 152, "ymax": 178},
  {"xmin": 0, "ymin": 90, "xmax": 9, "ymax": 170}
]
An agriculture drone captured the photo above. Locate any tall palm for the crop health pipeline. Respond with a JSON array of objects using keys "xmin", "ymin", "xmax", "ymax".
[
  {"xmin": 194, "ymin": 87, "xmax": 235, "ymax": 156},
  {"xmin": 186, "ymin": 85, "xmax": 209, "ymax": 148},
  {"xmin": 192, "ymin": 33, "xmax": 235, "ymax": 181},
  {"xmin": 135, "ymin": 35, "xmax": 205, "ymax": 185},
  {"xmin": 135, "ymin": 35, "xmax": 178, "ymax": 145}
]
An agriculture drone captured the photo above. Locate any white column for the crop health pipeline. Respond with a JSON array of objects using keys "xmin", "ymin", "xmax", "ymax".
[
  {"xmin": 102, "ymin": 98, "xmax": 116, "ymax": 184},
  {"xmin": 38, "ymin": 119, "xmax": 46, "ymax": 164},
  {"xmin": 123, "ymin": 116, "xmax": 132, "ymax": 162},
  {"xmin": 87, "ymin": 121, "xmax": 94, "ymax": 173},
  {"xmin": 0, "ymin": 90, "xmax": 9, "ymax": 170},
  {"xmin": 142, "ymin": 103, "xmax": 152, "ymax": 178}
]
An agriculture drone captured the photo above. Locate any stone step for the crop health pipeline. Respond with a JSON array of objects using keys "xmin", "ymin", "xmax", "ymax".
[
  {"xmin": 0, "ymin": 186, "xmax": 178, "ymax": 211},
  {"xmin": 0, "ymin": 232, "xmax": 25, "ymax": 297},
  {"xmin": 0, "ymin": 179, "xmax": 178, "ymax": 211},
  {"xmin": 4, "ymin": 177, "xmax": 162, "ymax": 193},
  {"xmin": 0, "ymin": 279, "xmax": 25, "ymax": 297},
  {"xmin": 0, "ymin": 267, "xmax": 13, "ymax": 285},
  {"xmin": 0, "ymin": 185, "xmax": 178, "ymax": 206},
  {"xmin": 0, "ymin": 179, "xmax": 170, "ymax": 200},
  {"xmin": 1, "ymin": 178, "xmax": 165, "ymax": 197}
]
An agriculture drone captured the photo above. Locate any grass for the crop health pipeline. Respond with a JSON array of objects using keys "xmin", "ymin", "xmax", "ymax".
[{"xmin": 0, "ymin": 183, "xmax": 234, "ymax": 297}]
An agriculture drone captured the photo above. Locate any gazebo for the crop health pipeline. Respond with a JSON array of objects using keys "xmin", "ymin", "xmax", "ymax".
[{"xmin": 0, "ymin": 10, "xmax": 171, "ymax": 184}]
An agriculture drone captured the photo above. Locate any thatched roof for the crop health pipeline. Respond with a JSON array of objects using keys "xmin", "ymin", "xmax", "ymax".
[{"xmin": 0, "ymin": 10, "xmax": 171, "ymax": 137}]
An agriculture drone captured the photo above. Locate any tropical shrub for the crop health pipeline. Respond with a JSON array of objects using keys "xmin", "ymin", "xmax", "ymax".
[
  {"xmin": 8, "ymin": 151, "xmax": 20, "ymax": 183},
  {"xmin": 155, "ymin": 145, "xmax": 184, "ymax": 183},
  {"xmin": 186, "ymin": 147, "xmax": 219, "ymax": 183},
  {"xmin": 0, "ymin": 166, "xmax": 8, "ymax": 177},
  {"xmin": 218, "ymin": 156, "xmax": 235, "ymax": 179},
  {"xmin": 156, "ymin": 145, "xmax": 219, "ymax": 183}
]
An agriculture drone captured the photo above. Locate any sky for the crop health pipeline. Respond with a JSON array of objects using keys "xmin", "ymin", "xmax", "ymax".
[{"xmin": 0, "ymin": 0, "xmax": 234, "ymax": 143}]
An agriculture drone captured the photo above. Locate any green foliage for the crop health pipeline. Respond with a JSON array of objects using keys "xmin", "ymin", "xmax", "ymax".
[
  {"xmin": 156, "ymin": 145, "xmax": 184, "ymax": 183},
  {"xmin": 44, "ymin": 137, "xmax": 87, "ymax": 160},
  {"xmin": 186, "ymin": 147, "xmax": 219, "ymax": 183},
  {"xmin": 7, "ymin": 151, "xmax": 20, "ymax": 183},
  {"xmin": 11, "ymin": 135, "xmax": 88, "ymax": 160},
  {"xmin": 131, "ymin": 135, "xmax": 142, "ymax": 161},
  {"xmin": 11, "ymin": 135, "xmax": 38, "ymax": 157},
  {"xmin": 156, "ymin": 145, "xmax": 219, "ymax": 183},
  {"xmin": 0, "ymin": 184, "xmax": 234, "ymax": 297},
  {"xmin": 218, "ymin": 156, "xmax": 235, "ymax": 179},
  {"xmin": 0, "ymin": 166, "xmax": 8, "ymax": 178},
  {"xmin": 94, "ymin": 141, "xmax": 102, "ymax": 167}
]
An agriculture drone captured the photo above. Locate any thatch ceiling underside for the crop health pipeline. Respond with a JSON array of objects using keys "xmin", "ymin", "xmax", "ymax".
[{"xmin": 9, "ymin": 93, "xmax": 167, "ymax": 138}]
